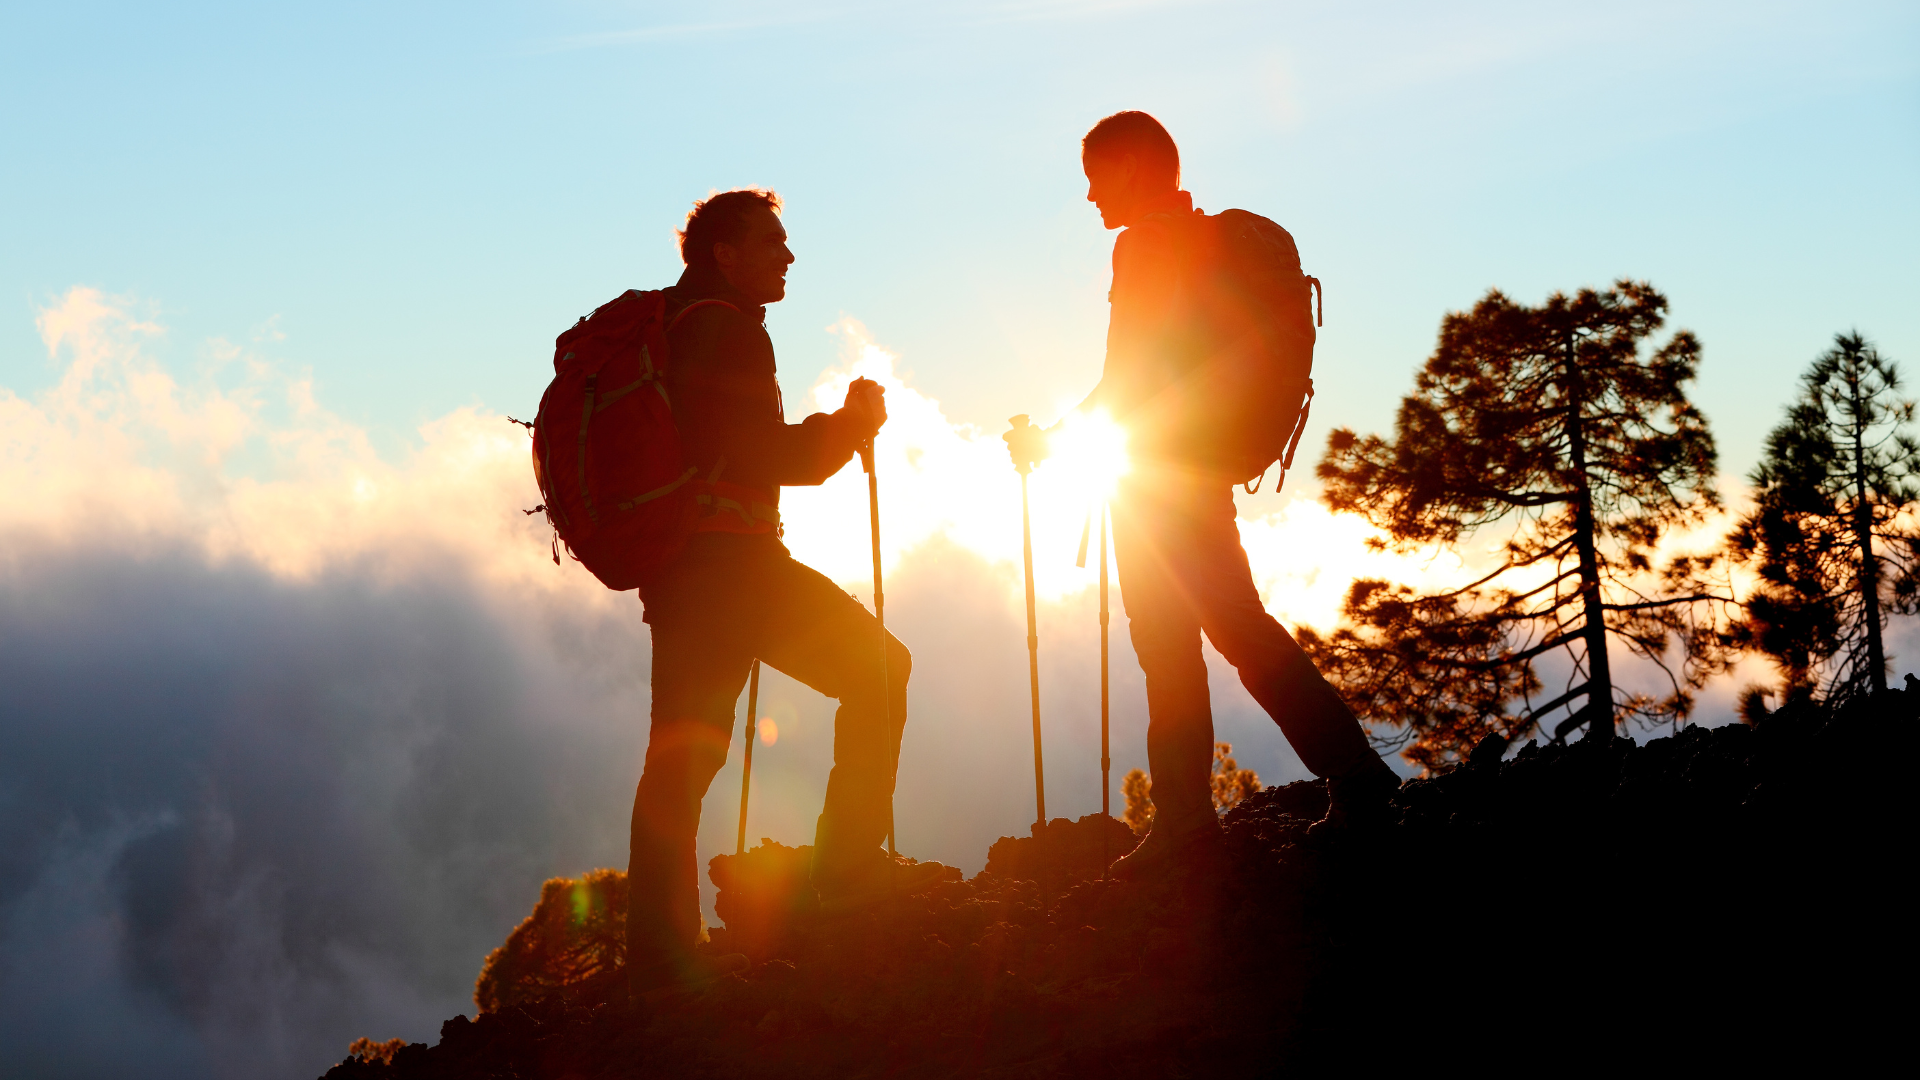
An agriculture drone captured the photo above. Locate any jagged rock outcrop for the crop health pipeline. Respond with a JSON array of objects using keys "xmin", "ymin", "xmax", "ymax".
[{"xmin": 323, "ymin": 692, "xmax": 1906, "ymax": 1078}]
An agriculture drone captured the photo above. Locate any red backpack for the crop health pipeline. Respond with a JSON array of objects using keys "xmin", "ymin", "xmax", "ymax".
[{"xmin": 526, "ymin": 290, "xmax": 772, "ymax": 591}]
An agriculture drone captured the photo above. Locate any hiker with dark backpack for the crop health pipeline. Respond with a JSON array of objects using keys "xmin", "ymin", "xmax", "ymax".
[
  {"xmin": 1003, "ymin": 111, "xmax": 1400, "ymax": 878},
  {"xmin": 528, "ymin": 188, "xmax": 948, "ymax": 999}
]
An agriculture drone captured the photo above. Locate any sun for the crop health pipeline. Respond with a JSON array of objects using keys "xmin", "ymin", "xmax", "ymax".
[{"xmin": 1044, "ymin": 410, "xmax": 1130, "ymax": 500}]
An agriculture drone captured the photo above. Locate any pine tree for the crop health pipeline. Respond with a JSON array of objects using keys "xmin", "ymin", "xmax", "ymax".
[
  {"xmin": 1307, "ymin": 281, "xmax": 1730, "ymax": 766},
  {"xmin": 1729, "ymin": 332, "xmax": 1920, "ymax": 705},
  {"xmin": 1294, "ymin": 579, "xmax": 1543, "ymax": 771}
]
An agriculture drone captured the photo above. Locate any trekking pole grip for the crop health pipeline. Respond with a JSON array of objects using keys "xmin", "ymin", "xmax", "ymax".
[{"xmin": 1007, "ymin": 414, "xmax": 1035, "ymax": 476}]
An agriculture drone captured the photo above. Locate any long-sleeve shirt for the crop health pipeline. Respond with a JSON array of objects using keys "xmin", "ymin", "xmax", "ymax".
[
  {"xmin": 1075, "ymin": 189, "xmax": 1210, "ymax": 465},
  {"xmin": 660, "ymin": 264, "xmax": 867, "ymax": 517}
]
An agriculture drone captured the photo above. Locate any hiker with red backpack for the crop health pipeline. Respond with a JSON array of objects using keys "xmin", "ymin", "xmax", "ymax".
[
  {"xmin": 528, "ymin": 188, "xmax": 948, "ymax": 999},
  {"xmin": 1004, "ymin": 112, "xmax": 1401, "ymax": 878}
]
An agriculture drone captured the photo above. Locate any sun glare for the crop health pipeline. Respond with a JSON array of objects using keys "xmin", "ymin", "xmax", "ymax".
[
  {"xmin": 1045, "ymin": 410, "xmax": 1130, "ymax": 500},
  {"xmin": 758, "ymin": 320, "xmax": 1447, "ymax": 608}
]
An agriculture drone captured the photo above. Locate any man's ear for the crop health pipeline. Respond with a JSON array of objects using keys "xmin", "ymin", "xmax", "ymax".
[{"xmin": 711, "ymin": 241, "xmax": 737, "ymax": 271}]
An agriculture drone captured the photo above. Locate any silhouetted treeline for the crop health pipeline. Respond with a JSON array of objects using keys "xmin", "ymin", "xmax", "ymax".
[{"xmin": 1304, "ymin": 282, "xmax": 1911, "ymax": 768}]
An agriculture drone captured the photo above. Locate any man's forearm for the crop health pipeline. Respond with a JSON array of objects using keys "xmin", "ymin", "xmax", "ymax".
[{"xmin": 731, "ymin": 409, "xmax": 866, "ymax": 488}]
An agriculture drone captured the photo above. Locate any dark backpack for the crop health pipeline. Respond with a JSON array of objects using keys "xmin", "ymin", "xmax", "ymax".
[
  {"xmin": 527, "ymin": 290, "xmax": 740, "ymax": 591},
  {"xmin": 1189, "ymin": 209, "xmax": 1322, "ymax": 492}
]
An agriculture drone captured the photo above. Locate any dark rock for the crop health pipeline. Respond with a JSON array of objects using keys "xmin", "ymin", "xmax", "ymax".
[
  {"xmin": 1469, "ymin": 731, "xmax": 1508, "ymax": 768},
  {"xmin": 328, "ymin": 696, "xmax": 1904, "ymax": 1078}
]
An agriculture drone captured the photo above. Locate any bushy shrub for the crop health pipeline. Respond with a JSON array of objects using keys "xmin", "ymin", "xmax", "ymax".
[
  {"xmin": 346, "ymin": 1037, "xmax": 405, "ymax": 1065},
  {"xmin": 1121, "ymin": 745, "xmax": 1261, "ymax": 832},
  {"xmin": 1121, "ymin": 768, "xmax": 1154, "ymax": 835},
  {"xmin": 473, "ymin": 868, "xmax": 627, "ymax": 1014},
  {"xmin": 1210, "ymin": 742, "xmax": 1261, "ymax": 813}
]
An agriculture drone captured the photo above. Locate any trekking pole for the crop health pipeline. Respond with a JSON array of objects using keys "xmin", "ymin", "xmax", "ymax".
[
  {"xmin": 1075, "ymin": 506, "xmax": 1112, "ymax": 881},
  {"xmin": 1099, "ymin": 504, "xmax": 1111, "ymax": 880},
  {"xmin": 859, "ymin": 438, "xmax": 897, "ymax": 858},
  {"xmin": 1009, "ymin": 416, "xmax": 1047, "ymax": 830},
  {"xmin": 736, "ymin": 659, "xmax": 761, "ymax": 856}
]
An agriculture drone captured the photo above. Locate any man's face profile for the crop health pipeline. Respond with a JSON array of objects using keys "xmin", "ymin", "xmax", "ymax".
[
  {"xmin": 1083, "ymin": 150, "xmax": 1139, "ymax": 230},
  {"xmin": 714, "ymin": 206, "xmax": 795, "ymax": 304}
]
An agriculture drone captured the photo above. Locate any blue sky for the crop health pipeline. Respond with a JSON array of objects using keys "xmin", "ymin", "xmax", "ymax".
[{"xmin": 5, "ymin": 1, "xmax": 1915, "ymax": 477}]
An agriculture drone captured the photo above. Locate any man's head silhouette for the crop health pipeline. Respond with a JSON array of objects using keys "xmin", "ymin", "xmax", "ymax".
[
  {"xmin": 679, "ymin": 188, "xmax": 794, "ymax": 304},
  {"xmin": 1081, "ymin": 111, "xmax": 1181, "ymax": 230}
]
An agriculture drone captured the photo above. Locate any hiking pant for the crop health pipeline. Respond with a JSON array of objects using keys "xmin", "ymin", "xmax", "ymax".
[
  {"xmin": 1110, "ymin": 469, "xmax": 1378, "ymax": 825},
  {"xmin": 627, "ymin": 537, "xmax": 909, "ymax": 970}
]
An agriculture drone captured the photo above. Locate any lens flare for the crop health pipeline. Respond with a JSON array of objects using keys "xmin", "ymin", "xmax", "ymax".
[{"xmin": 759, "ymin": 719, "xmax": 778, "ymax": 746}]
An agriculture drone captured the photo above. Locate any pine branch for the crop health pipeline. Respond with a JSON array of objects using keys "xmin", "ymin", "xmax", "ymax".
[
  {"xmin": 1506, "ymin": 628, "xmax": 1583, "ymax": 665},
  {"xmin": 1602, "ymin": 593, "xmax": 1727, "ymax": 613},
  {"xmin": 1521, "ymin": 682, "xmax": 1592, "ymax": 726}
]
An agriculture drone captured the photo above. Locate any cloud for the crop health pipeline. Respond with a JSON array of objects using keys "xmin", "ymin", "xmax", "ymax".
[
  {"xmin": 0, "ymin": 546, "xmax": 654, "ymax": 1078},
  {"xmin": 0, "ymin": 291, "xmax": 655, "ymax": 1076}
]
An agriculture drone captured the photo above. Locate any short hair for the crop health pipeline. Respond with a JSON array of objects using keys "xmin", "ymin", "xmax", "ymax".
[
  {"xmin": 1082, "ymin": 111, "xmax": 1180, "ymax": 189},
  {"xmin": 678, "ymin": 188, "xmax": 783, "ymax": 268}
]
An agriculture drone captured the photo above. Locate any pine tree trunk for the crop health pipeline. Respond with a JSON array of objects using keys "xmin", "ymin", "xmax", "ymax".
[
  {"xmin": 1847, "ymin": 367, "xmax": 1886, "ymax": 695},
  {"xmin": 1565, "ymin": 330, "xmax": 1614, "ymax": 740}
]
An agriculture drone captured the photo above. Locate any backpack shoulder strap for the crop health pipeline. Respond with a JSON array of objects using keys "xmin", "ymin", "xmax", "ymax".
[{"xmin": 665, "ymin": 298, "xmax": 741, "ymax": 333}]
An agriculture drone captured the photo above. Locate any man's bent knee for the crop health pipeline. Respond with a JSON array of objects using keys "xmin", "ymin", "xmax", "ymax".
[
  {"xmin": 884, "ymin": 636, "xmax": 912, "ymax": 686},
  {"xmin": 640, "ymin": 719, "xmax": 733, "ymax": 776},
  {"xmin": 633, "ymin": 722, "xmax": 731, "ymax": 830},
  {"xmin": 848, "ymin": 634, "xmax": 910, "ymax": 704}
]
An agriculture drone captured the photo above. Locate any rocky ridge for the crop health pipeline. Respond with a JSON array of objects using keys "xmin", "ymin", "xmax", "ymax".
[{"xmin": 322, "ymin": 691, "xmax": 1906, "ymax": 1078}]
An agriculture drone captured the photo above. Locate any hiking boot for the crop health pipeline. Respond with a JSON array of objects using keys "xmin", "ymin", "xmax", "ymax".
[
  {"xmin": 813, "ymin": 853, "xmax": 952, "ymax": 916},
  {"xmin": 1108, "ymin": 812, "xmax": 1222, "ymax": 881},
  {"xmin": 628, "ymin": 951, "xmax": 750, "ymax": 1003},
  {"xmin": 1306, "ymin": 764, "xmax": 1400, "ymax": 841}
]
